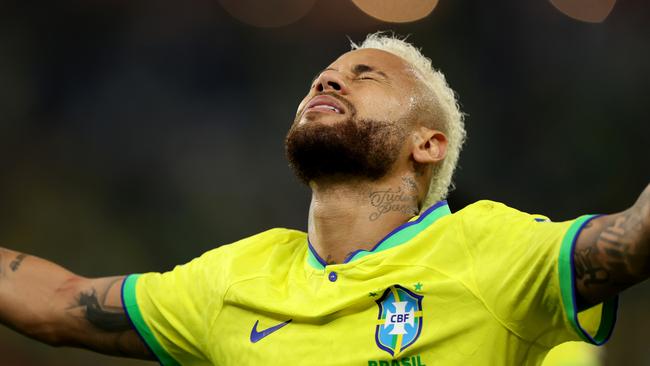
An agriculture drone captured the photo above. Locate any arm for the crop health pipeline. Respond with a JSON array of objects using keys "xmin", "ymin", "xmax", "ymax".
[
  {"xmin": 574, "ymin": 183, "xmax": 650, "ymax": 310},
  {"xmin": 0, "ymin": 247, "xmax": 154, "ymax": 360}
]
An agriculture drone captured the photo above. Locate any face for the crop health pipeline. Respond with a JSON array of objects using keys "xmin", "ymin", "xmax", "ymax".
[{"xmin": 285, "ymin": 49, "xmax": 424, "ymax": 185}]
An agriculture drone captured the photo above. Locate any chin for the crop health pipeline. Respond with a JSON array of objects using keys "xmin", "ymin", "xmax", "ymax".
[{"xmin": 285, "ymin": 116, "xmax": 406, "ymax": 185}]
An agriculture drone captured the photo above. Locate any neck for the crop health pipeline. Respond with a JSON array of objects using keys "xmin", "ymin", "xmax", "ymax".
[{"xmin": 308, "ymin": 175, "xmax": 421, "ymax": 265}]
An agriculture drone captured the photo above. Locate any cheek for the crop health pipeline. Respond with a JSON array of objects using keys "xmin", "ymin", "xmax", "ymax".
[{"xmin": 359, "ymin": 93, "xmax": 411, "ymax": 122}]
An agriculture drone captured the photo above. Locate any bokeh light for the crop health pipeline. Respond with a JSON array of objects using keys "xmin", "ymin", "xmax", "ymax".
[
  {"xmin": 352, "ymin": 0, "xmax": 439, "ymax": 23},
  {"xmin": 218, "ymin": 0, "xmax": 317, "ymax": 28},
  {"xmin": 550, "ymin": 0, "xmax": 617, "ymax": 23}
]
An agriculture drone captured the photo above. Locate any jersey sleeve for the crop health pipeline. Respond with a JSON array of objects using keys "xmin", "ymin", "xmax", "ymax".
[
  {"xmin": 121, "ymin": 247, "xmax": 229, "ymax": 366},
  {"xmin": 459, "ymin": 201, "xmax": 617, "ymax": 348}
]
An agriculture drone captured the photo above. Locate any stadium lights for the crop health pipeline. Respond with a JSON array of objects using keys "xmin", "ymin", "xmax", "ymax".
[
  {"xmin": 218, "ymin": 0, "xmax": 318, "ymax": 28},
  {"xmin": 217, "ymin": 0, "xmax": 616, "ymax": 28},
  {"xmin": 217, "ymin": 0, "xmax": 438, "ymax": 28},
  {"xmin": 351, "ymin": 0, "xmax": 439, "ymax": 23},
  {"xmin": 549, "ymin": 0, "xmax": 617, "ymax": 23}
]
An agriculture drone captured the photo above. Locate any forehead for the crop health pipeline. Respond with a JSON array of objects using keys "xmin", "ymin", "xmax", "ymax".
[{"xmin": 329, "ymin": 48, "xmax": 418, "ymax": 82}]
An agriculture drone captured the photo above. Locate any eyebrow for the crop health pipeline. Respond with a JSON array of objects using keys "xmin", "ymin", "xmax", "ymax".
[
  {"xmin": 351, "ymin": 64, "xmax": 388, "ymax": 78},
  {"xmin": 310, "ymin": 64, "xmax": 388, "ymax": 85}
]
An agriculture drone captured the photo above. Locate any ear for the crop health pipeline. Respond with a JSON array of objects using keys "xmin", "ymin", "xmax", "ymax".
[{"xmin": 411, "ymin": 127, "xmax": 448, "ymax": 164}]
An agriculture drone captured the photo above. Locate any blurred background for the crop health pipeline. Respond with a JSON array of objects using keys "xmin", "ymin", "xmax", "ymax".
[{"xmin": 0, "ymin": 0, "xmax": 648, "ymax": 365}]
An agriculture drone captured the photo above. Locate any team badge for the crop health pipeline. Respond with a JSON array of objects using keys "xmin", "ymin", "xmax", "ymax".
[{"xmin": 374, "ymin": 285, "xmax": 424, "ymax": 357}]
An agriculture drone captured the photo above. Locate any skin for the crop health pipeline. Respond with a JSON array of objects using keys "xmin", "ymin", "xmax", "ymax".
[
  {"xmin": 573, "ymin": 186, "xmax": 650, "ymax": 310},
  {"xmin": 0, "ymin": 47, "xmax": 647, "ymax": 360},
  {"xmin": 294, "ymin": 49, "xmax": 448, "ymax": 264},
  {"xmin": 296, "ymin": 48, "xmax": 650, "ymax": 311},
  {"xmin": 0, "ymin": 248, "xmax": 153, "ymax": 359}
]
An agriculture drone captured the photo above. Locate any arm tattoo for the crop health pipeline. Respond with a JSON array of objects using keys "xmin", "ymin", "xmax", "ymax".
[
  {"xmin": 69, "ymin": 277, "xmax": 153, "ymax": 359},
  {"xmin": 576, "ymin": 213, "xmax": 643, "ymax": 290},
  {"xmin": 78, "ymin": 289, "xmax": 131, "ymax": 332},
  {"xmin": 575, "ymin": 185, "xmax": 650, "ymax": 309},
  {"xmin": 574, "ymin": 247, "xmax": 609, "ymax": 286},
  {"xmin": 71, "ymin": 278, "xmax": 131, "ymax": 332},
  {"xmin": 10, "ymin": 254, "xmax": 27, "ymax": 272},
  {"xmin": 0, "ymin": 251, "xmax": 28, "ymax": 276}
]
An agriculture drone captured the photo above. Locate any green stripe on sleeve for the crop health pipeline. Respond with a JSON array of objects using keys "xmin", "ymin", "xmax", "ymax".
[
  {"xmin": 558, "ymin": 215, "xmax": 618, "ymax": 345},
  {"xmin": 122, "ymin": 274, "xmax": 181, "ymax": 366}
]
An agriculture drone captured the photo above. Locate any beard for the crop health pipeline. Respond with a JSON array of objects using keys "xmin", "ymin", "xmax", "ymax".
[{"xmin": 285, "ymin": 107, "xmax": 407, "ymax": 185}]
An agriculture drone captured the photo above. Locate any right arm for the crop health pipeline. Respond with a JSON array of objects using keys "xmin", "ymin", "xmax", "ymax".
[{"xmin": 0, "ymin": 247, "xmax": 154, "ymax": 360}]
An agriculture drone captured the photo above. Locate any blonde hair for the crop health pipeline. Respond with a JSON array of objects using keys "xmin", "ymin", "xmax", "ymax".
[{"xmin": 351, "ymin": 32, "xmax": 466, "ymax": 211}]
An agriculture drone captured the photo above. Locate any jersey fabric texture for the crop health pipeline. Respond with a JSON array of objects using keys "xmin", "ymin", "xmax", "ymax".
[
  {"xmin": 542, "ymin": 341, "xmax": 602, "ymax": 366},
  {"xmin": 121, "ymin": 200, "xmax": 618, "ymax": 366}
]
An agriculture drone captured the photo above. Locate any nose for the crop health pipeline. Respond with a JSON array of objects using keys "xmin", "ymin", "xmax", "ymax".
[{"xmin": 314, "ymin": 70, "xmax": 349, "ymax": 94}]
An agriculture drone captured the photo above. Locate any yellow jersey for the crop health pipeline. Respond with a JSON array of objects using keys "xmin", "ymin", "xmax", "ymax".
[
  {"xmin": 542, "ymin": 341, "xmax": 602, "ymax": 366},
  {"xmin": 121, "ymin": 200, "xmax": 617, "ymax": 365}
]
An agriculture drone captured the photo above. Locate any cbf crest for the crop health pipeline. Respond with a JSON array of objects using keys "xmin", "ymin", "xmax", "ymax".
[{"xmin": 374, "ymin": 285, "xmax": 423, "ymax": 357}]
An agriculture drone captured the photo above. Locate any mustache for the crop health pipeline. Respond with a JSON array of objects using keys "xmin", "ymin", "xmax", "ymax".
[{"xmin": 297, "ymin": 92, "xmax": 356, "ymax": 119}]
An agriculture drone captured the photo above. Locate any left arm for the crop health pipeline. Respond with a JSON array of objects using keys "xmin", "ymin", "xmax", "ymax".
[{"xmin": 574, "ymin": 183, "xmax": 650, "ymax": 311}]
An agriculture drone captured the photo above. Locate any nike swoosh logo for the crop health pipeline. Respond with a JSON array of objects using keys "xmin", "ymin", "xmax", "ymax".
[{"xmin": 249, "ymin": 319, "xmax": 292, "ymax": 343}]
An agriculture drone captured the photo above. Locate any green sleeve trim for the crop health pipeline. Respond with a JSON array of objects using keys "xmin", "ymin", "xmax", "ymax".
[
  {"xmin": 558, "ymin": 215, "xmax": 618, "ymax": 345},
  {"xmin": 121, "ymin": 274, "xmax": 181, "ymax": 366}
]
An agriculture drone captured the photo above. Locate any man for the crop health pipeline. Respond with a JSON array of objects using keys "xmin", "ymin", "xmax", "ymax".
[{"xmin": 0, "ymin": 33, "xmax": 648, "ymax": 365}]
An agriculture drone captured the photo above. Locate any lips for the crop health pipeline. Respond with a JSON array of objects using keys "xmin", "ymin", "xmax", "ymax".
[{"xmin": 305, "ymin": 95, "xmax": 346, "ymax": 115}]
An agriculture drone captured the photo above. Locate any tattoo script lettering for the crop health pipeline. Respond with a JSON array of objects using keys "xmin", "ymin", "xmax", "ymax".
[
  {"xmin": 368, "ymin": 178, "xmax": 419, "ymax": 221},
  {"xmin": 10, "ymin": 254, "xmax": 27, "ymax": 272},
  {"xmin": 369, "ymin": 187, "xmax": 417, "ymax": 221}
]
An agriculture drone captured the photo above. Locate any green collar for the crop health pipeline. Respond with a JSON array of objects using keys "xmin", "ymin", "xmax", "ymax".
[{"xmin": 306, "ymin": 201, "xmax": 451, "ymax": 269}]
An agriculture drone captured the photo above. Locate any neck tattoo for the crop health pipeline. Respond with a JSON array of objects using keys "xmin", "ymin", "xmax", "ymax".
[{"xmin": 368, "ymin": 177, "xmax": 419, "ymax": 221}]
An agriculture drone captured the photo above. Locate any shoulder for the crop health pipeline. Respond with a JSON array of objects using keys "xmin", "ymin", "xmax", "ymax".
[
  {"xmin": 454, "ymin": 200, "xmax": 517, "ymax": 216},
  {"xmin": 218, "ymin": 227, "xmax": 307, "ymax": 255},
  {"xmin": 453, "ymin": 199, "xmax": 550, "ymax": 224},
  {"xmin": 199, "ymin": 228, "xmax": 307, "ymax": 276},
  {"xmin": 141, "ymin": 228, "xmax": 307, "ymax": 288},
  {"xmin": 449, "ymin": 200, "xmax": 554, "ymax": 251}
]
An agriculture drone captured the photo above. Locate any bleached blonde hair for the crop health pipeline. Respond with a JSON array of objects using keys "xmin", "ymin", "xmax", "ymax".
[{"xmin": 351, "ymin": 32, "xmax": 466, "ymax": 211}]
